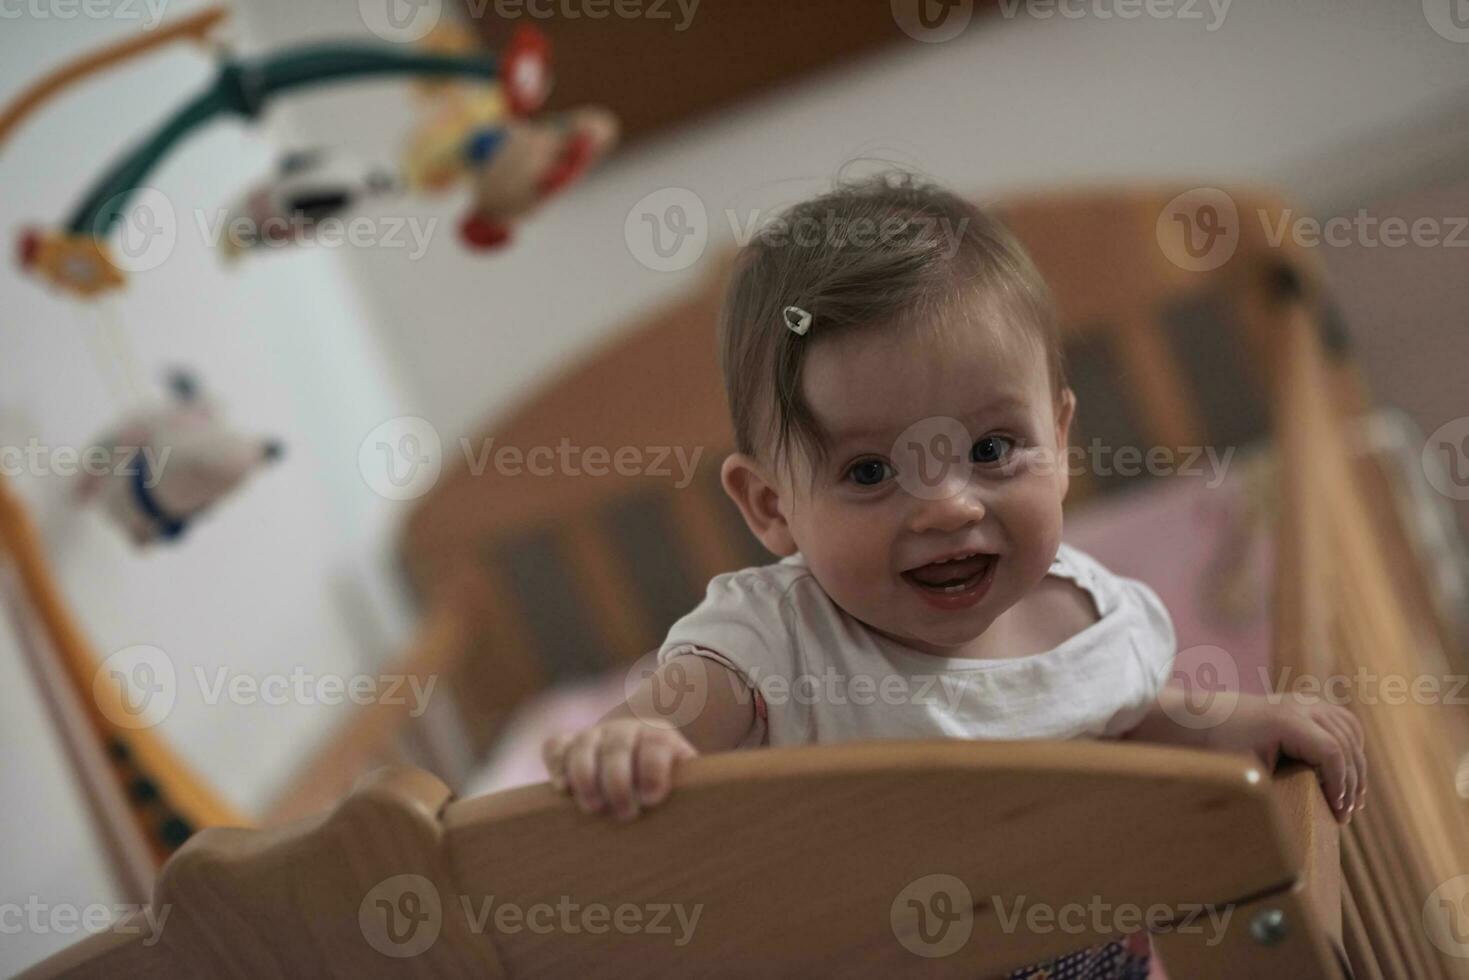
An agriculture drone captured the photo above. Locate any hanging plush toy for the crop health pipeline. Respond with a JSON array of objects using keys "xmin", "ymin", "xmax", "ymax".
[
  {"xmin": 75, "ymin": 371, "xmax": 282, "ymax": 545},
  {"xmin": 453, "ymin": 105, "xmax": 618, "ymax": 249},
  {"xmin": 401, "ymin": 27, "xmax": 619, "ymax": 250},
  {"xmin": 4, "ymin": 11, "xmax": 617, "ymax": 297},
  {"xmin": 217, "ymin": 148, "xmax": 401, "ymax": 260}
]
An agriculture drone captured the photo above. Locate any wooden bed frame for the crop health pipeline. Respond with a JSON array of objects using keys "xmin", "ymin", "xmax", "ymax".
[{"xmin": 23, "ymin": 187, "xmax": 1469, "ymax": 977}]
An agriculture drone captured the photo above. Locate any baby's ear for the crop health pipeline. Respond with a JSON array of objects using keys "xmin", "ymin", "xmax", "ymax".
[
  {"xmin": 720, "ymin": 453, "xmax": 797, "ymax": 558},
  {"xmin": 1055, "ymin": 387, "xmax": 1077, "ymax": 499},
  {"xmin": 1055, "ymin": 387, "xmax": 1077, "ymax": 447}
]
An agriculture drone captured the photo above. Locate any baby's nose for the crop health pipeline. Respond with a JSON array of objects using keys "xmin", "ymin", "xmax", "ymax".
[{"xmin": 906, "ymin": 482, "xmax": 986, "ymax": 534}]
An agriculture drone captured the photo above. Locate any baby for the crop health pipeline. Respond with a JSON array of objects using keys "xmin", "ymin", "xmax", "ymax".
[{"xmin": 543, "ymin": 174, "xmax": 1365, "ymax": 977}]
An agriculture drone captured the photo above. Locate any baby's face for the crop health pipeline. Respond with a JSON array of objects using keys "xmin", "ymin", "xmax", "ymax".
[{"xmin": 780, "ymin": 313, "xmax": 1072, "ymax": 655}]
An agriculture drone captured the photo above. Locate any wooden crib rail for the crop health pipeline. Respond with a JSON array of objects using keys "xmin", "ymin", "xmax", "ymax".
[
  {"xmin": 24, "ymin": 742, "xmax": 1344, "ymax": 979},
  {"xmin": 1267, "ymin": 277, "xmax": 1469, "ymax": 979}
]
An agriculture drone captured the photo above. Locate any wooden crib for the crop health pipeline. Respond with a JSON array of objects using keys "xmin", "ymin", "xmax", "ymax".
[{"xmin": 24, "ymin": 187, "xmax": 1469, "ymax": 978}]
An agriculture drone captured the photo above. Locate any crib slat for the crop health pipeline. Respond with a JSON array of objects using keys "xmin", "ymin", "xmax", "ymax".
[
  {"xmin": 1341, "ymin": 881, "xmax": 1388, "ymax": 980},
  {"xmin": 1268, "ymin": 285, "xmax": 1469, "ymax": 980}
]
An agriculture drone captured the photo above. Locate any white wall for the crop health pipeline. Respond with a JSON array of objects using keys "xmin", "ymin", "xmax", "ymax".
[
  {"xmin": 313, "ymin": 1, "xmax": 1469, "ymax": 441},
  {"xmin": 0, "ymin": 4, "xmax": 420, "ymax": 971},
  {"xmin": 4, "ymin": 0, "xmax": 1468, "ymax": 972}
]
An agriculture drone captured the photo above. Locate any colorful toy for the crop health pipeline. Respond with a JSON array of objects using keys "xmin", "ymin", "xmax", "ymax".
[
  {"xmin": 0, "ymin": 12, "xmax": 622, "ymax": 872},
  {"xmin": 3, "ymin": 10, "xmax": 615, "ymax": 296},
  {"xmin": 74, "ymin": 371, "xmax": 282, "ymax": 545},
  {"xmin": 216, "ymin": 147, "xmax": 401, "ymax": 260},
  {"xmin": 401, "ymin": 26, "xmax": 617, "ymax": 249}
]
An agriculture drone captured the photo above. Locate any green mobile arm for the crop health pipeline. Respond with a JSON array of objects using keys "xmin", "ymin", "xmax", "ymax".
[{"xmin": 66, "ymin": 45, "xmax": 497, "ymax": 237}]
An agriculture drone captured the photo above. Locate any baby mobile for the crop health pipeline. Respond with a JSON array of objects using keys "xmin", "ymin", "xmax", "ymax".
[{"xmin": 0, "ymin": 6, "xmax": 618, "ymax": 886}]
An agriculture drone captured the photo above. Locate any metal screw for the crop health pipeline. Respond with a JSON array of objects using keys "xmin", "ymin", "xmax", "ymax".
[{"xmin": 1250, "ymin": 908, "xmax": 1288, "ymax": 946}]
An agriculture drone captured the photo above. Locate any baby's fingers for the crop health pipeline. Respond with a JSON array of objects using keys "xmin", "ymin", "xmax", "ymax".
[
  {"xmin": 635, "ymin": 733, "xmax": 697, "ymax": 808},
  {"xmin": 565, "ymin": 731, "xmax": 608, "ymax": 814},
  {"xmin": 1321, "ymin": 709, "xmax": 1367, "ymax": 817},
  {"xmin": 542, "ymin": 734, "xmax": 573, "ymax": 792},
  {"xmin": 1279, "ymin": 718, "xmax": 1349, "ymax": 821},
  {"xmin": 597, "ymin": 730, "xmax": 641, "ymax": 821}
]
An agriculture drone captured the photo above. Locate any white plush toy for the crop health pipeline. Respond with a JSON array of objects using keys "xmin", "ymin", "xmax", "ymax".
[
  {"xmin": 217, "ymin": 148, "xmax": 401, "ymax": 260},
  {"xmin": 75, "ymin": 372, "xmax": 282, "ymax": 545}
]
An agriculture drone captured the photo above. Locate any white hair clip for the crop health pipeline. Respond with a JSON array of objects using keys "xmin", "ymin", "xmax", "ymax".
[{"xmin": 783, "ymin": 305, "xmax": 812, "ymax": 336}]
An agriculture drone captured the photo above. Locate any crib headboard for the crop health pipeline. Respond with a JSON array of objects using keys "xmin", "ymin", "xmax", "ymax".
[
  {"xmin": 385, "ymin": 185, "xmax": 1323, "ymax": 760},
  {"xmin": 27, "ymin": 746, "xmax": 1352, "ymax": 979},
  {"xmin": 265, "ymin": 185, "xmax": 1371, "ymax": 820},
  {"xmin": 36, "ymin": 188, "xmax": 1469, "ymax": 979}
]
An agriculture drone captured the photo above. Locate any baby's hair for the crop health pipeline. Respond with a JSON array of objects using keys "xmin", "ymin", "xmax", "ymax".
[{"xmin": 718, "ymin": 172, "xmax": 1066, "ymax": 468}]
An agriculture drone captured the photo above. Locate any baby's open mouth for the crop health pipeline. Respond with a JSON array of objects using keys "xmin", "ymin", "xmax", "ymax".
[{"xmin": 902, "ymin": 552, "xmax": 995, "ymax": 594}]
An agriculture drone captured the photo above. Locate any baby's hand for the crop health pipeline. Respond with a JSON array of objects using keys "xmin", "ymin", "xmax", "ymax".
[
  {"xmin": 1211, "ymin": 693, "xmax": 1368, "ymax": 824},
  {"xmin": 542, "ymin": 719, "xmax": 699, "ymax": 821}
]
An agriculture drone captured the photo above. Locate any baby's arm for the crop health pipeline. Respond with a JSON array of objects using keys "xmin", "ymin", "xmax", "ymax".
[
  {"xmin": 541, "ymin": 655, "xmax": 754, "ymax": 821},
  {"xmin": 1123, "ymin": 688, "xmax": 1367, "ymax": 825}
]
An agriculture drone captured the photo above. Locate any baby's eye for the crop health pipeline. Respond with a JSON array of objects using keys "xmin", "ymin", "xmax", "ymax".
[
  {"xmin": 846, "ymin": 459, "xmax": 894, "ymax": 487},
  {"xmin": 970, "ymin": 435, "xmax": 1015, "ymax": 465}
]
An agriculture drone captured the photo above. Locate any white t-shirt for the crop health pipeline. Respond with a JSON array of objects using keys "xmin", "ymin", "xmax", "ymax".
[{"xmin": 656, "ymin": 543, "xmax": 1176, "ymax": 747}]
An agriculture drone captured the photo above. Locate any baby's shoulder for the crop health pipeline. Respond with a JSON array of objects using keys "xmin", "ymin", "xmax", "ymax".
[
  {"xmin": 1024, "ymin": 574, "xmax": 1101, "ymax": 639},
  {"xmin": 702, "ymin": 554, "xmax": 821, "ymax": 609},
  {"xmin": 1049, "ymin": 543, "xmax": 1177, "ymax": 651},
  {"xmin": 661, "ymin": 556, "xmax": 835, "ymax": 671}
]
